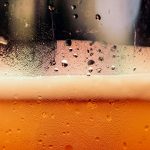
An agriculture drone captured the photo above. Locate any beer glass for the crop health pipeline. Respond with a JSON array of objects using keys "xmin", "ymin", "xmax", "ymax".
[{"xmin": 0, "ymin": 0, "xmax": 150, "ymax": 149}]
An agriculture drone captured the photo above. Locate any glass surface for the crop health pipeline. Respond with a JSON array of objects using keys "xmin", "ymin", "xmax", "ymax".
[{"xmin": 0, "ymin": 0, "xmax": 150, "ymax": 150}]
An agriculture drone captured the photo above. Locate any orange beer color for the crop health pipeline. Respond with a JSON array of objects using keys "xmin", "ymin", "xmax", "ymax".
[{"xmin": 0, "ymin": 75, "xmax": 150, "ymax": 150}]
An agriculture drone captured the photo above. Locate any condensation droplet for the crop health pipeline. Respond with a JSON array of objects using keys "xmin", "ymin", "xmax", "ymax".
[
  {"xmin": 65, "ymin": 39, "xmax": 72, "ymax": 46},
  {"xmin": 38, "ymin": 96, "xmax": 42, "ymax": 100},
  {"xmin": 66, "ymin": 123, "xmax": 70, "ymax": 127},
  {"xmin": 42, "ymin": 112, "xmax": 47, "ymax": 118},
  {"xmin": 87, "ymin": 60, "xmax": 95, "ymax": 65},
  {"xmin": 73, "ymin": 53, "xmax": 78, "ymax": 58},
  {"xmin": 51, "ymin": 114, "xmax": 55, "ymax": 119},
  {"xmin": 97, "ymin": 68, "xmax": 102, "ymax": 73},
  {"xmin": 95, "ymin": 137, "xmax": 100, "ymax": 142},
  {"xmin": 61, "ymin": 59, "xmax": 68, "ymax": 67},
  {"xmin": 2, "ymin": 146, "xmax": 6, "ymax": 150},
  {"xmin": 144, "ymin": 125, "xmax": 149, "ymax": 131},
  {"xmin": 95, "ymin": 14, "xmax": 101, "ymax": 20},
  {"xmin": 99, "ymin": 56, "xmax": 104, "ymax": 61},
  {"xmin": 106, "ymin": 115, "xmax": 112, "ymax": 122},
  {"xmin": 111, "ymin": 65, "xmax": 116, "ymax": 70},
  {"xmin": 86, "ymin": 72, "xmax": 91, "ymax": 76},
  {"xmin": 6, "ymin": 129, "xmax": 12, "ymax": 135},
  {"xmin": 73, "ymin": 14, "xmax": 78, "ymax": 19},
  {"xmin": 48, "ymin": 145, "xmax": 53, "ymax": 148},
  {"xmin": 123, "ymin": 142, "xmax": 127, "ymax": 150},
  {"xmin": 65, "ymin": 145, "xmax": 73, "ymax": 150},
  {"xmin": 48, "ymin": 4, "xmax": 55, "ymax": 11},
  {"xmin": 88, "ymin": 67, "xmax": 93, "ymax": 73},
  {"xmin": 54, "ymin": 68, "xmax": 59, "ymax": 72},
  {"xmin": 71, "ymin": 5, "xmax": 76, "ymax": 10},
  {"xmin": 17, "ymin": 128, "xmax": 21, "ymax": 133},
  {"xmin": 133, "ymin": 67, "xmax": 136, "ymax": 71},
  {"xmin": 69, "ymin": 48, "xmax": 73, "ymax": 52},
  {"xmin": 38, "ymin": 139, "xmax": 43, "ymax": 144}
]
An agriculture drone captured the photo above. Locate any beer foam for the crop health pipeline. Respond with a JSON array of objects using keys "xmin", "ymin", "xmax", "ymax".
[{"xmin": 0, "ymin": 74, "xmax": 150, "ymax": 101}]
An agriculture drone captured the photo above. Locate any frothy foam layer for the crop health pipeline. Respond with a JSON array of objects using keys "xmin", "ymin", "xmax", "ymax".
[{"xmin": 0, "ymin": 74, "xmax": 150, "ymax": 101}]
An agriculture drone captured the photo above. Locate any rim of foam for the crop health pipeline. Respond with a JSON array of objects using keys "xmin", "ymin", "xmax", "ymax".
[{"xmin": 0, "ymin": 74, "xmax": 150, "ymax": 101}]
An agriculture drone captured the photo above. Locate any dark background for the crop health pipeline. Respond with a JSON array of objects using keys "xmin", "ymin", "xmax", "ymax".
[{"xmin": 0, "ymin": 0, "xmax": 150, "ymax": 46}]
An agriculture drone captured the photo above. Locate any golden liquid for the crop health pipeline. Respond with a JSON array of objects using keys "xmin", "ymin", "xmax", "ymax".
[{"xmin": 0, "ymin": 75, "xmax": 150, "ymax": 150}]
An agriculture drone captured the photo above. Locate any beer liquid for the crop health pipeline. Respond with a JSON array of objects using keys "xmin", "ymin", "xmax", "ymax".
[{"xmin": 0, "ymin": 75, "xmax": 150, "ymax": 150}]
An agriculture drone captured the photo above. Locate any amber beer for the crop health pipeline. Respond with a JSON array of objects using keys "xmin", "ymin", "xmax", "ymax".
[{"xmin": 0, "ymin": 75, "xmax": 150, "ymax": 150}]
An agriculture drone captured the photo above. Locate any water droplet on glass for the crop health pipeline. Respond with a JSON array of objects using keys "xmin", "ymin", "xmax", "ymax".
[
  {"xmin": 73, "ymin": 14, "xmax": 78, "ymax": 19},
  {"xmin": 87, "ymin": 60, "xmax": 95, "ymax": 65},
  {"xmin": 54, "ymin": 68, "xmax": 59, "ymax": 72},
  {"xmin": 144, "ymin": 125, "xmax": 149, "ymax": 131},
  {"xmin": 42, "ymin": 112, "xmax": 47, "ymax": 118},
  {"xmin": 71, "ymin": 5, "xmax": 76, "ymax": 10},
  {"xmin": 38, "ymin": 139, "xmax": 43, "ymax": 144},
  {"xmin": 0, "ymin": 36, "xmax": 8, "ymax": 45},
  {"xmin": 48, "ymin": 4, "xmax": 55, "ymax": 12},
  {"xmin": 65, "ymin": 39, "xmax": 72, "ymax": 46},
  {"xmin": 133, "ymin": 67, "xmax": 136, "ymax": 71},
  {"xmin": 106, "ymin": 115, "xmax": 112, "ymax": 122},
  {"xmin": 95, "ymin": 14, "xmax": 101, "ymax": 20},
  {"xmin": 99, "ymin": 56, "xmax": 104, "ymax": 61},
  {"xmin": 123, "ymin": 142, "xmax": 127, "ymax": 150},
  {"xmin": 69, "ymin": 47, "xmax": 73, "ymax": 52},
  {"xmin": 95, "ymin": 137, "xmax": 100, "ymax": 142},
  {"xmin": 86, "ymin": 72, "xmax": 91, "ymax": 76},
  {"xmin": 111, "ymin": 65, "xmax": 116, "ymax": 70},
  {"xmin": 51, "ymin": 114, "xmax": 55, "ymax": 119},
  {"xmin": 73, "ymin": 53, "xmax": 78, "ymax": 58},
  {"xmin": 97, "ymin": 68, "xmax": 102, "ymax": 73},
  {"xmin": 65, "ymin": 145, "xmax": 73, "ymax": 150},
  {"xmin": 88, "ymin": 67, "xmax": 93, "ymax": 73},
  {"xmin": 48, "ymin": 145, "xmax": 53, "ymax": 148},
  {"xmin": 62, "ymin": 59, "xmax": 68, "ymax": 67},
  {"xmin": 25, "ymin": 22, "xmax": 29, "ymax": 28}
]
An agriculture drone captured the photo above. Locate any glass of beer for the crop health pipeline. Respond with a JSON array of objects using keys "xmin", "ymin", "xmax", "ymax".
[{"xmin": 0, "ymin": 0, "xmax": 150, "ymax": 150}]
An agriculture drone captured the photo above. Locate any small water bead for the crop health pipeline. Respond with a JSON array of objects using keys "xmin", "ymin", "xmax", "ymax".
[
  {"xmin": 73, "ymin": 14, "xmax": 78, "ymax": 19},
  {"xmin": 95, "ymin": 14, "xmax": 101, "ymax": 20},
  {"xmin": 54, "ymin": 68, "xmax": 59, "ymax": 72},
  {"xmin": 144, "ymin": 125, "xmax": 149, "ymax": 131},
  {"xmin": 111, "ymin": 65, "xmax": 116, "ymax": 70},
  {"xmin": 69, "ymin": 47, "xmax": 73, "ymax": 52},
  {"xmin": 106, "ymin": 115, "xmax": 112, "ymax": 122},
  {"xmin": 65, "ymin": 145, "xmax": 73, "ymax": 150},
  {"xmin": 123, "ymin": 142, "xmax": 127, "ymax": 150},
  {"xmin": 71, "ymin": 5, "xmax": 77, "ymax": 10},
  {"xmin": 87, "ymin": 60, "xmax": 95, "ymax": 65},
  {"xmin": 61, "ymin": 59, "xmax": 68, "ymax": 67},
  {"xmin": 65, "ymin": 39, "xmax": 72, "ymax": 46},
  {"xmin": 88, "ymin": 67, "xmax": 93, "ymax": 73},
  {"xmin": 48, "ymin": 4, "xmax": 55, "ymax": 12},
  {"xmin": 73, "ymin": 53, "xmax": 78, "ymax": 58},
  {"xmin": 97, "ymin": 68, "xmax": 102, "ymax": 73},
  {"xmin": 98, "ymin": 56, "xmax": 104, "ymax": 61},
  {"xmin": 86, "ymin": 72, "xmax": 91, "ymax": 76},
  {"xmin": 133, "ymin": 67, "xmax": 136, "ymax": 71}
]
